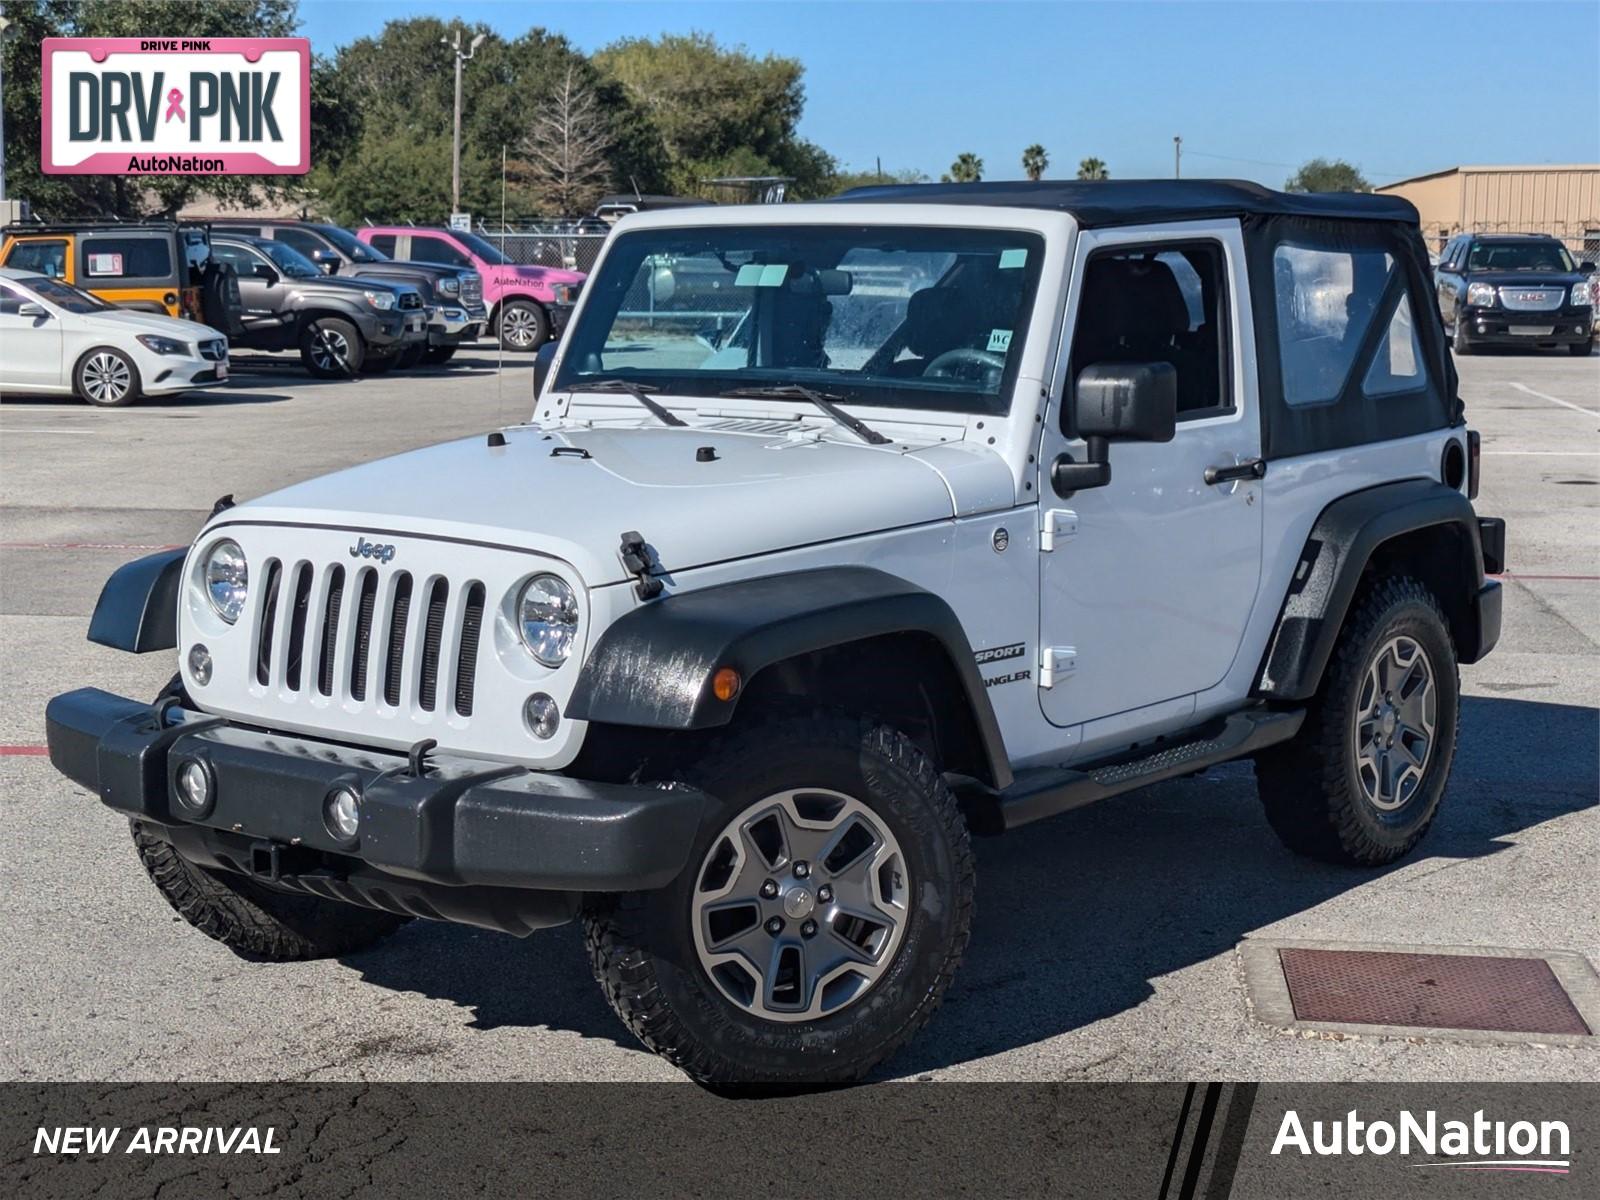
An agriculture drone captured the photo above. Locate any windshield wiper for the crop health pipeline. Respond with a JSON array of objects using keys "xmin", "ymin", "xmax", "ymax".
[
  {"xmin": 719, "ymin": 384, "xmax": 891, "ymax": 445},
  {"xmin": 571, "ymin": 378, "xmax": 686, "ymax": 427}
]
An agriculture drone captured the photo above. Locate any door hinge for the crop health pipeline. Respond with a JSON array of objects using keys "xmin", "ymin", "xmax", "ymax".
[
  {"xmin": 1039, "ymin": 646, "xmax": 1077, "ymax": 689},
  {"xmin": 1040, "ymin": 509, "xmax": 1078, "ymax": 552}
]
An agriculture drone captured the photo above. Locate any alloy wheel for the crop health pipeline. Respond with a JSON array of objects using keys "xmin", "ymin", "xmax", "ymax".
[
  {"xmin": 501, "ymin": 307, "xmax": 539, "ymax": 348},
  {"xmin": 83, "ymin": 352, "xmax": 132, "ymax": 403},
  {"xmin": 691, "ymin": 789, "xmax": 910, "ymax": 1022},
  {"xmin": 310, "ymin": 327, "xmax": 352, "ymax": 372},
  {"xmin": 1353, "ymin": 635, "xmax": 1437, "ymax": 810}
]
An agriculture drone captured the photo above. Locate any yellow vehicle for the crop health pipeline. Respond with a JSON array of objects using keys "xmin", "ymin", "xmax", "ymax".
[{"xmin": 0, "ymin": 222, "xmax": 238, "ymax": 329}]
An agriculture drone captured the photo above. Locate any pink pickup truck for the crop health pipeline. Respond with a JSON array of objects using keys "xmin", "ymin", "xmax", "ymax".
[{"xmin": 355, "ymin": 226, "xmax": 584, "ymax": 352}]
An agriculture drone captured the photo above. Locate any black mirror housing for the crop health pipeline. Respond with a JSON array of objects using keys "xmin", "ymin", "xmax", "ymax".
[
  {"xmin": 253, "ymin": 264, "xmax": 279, "ymax": 284},
  {"xmin": 533, "ymin": 341, "xmax": 558, "ymax": 397},
  {"xmin": 312, "ymin": 250, "xmax": 340, "ymax": 274},
  {"xmin": 1580, "ymin": 261, "xmax": 1596, "ymax": 275},
  {"xmin": 1074, "ymin": 362, "xmax": 1178, "ymax": 443}
]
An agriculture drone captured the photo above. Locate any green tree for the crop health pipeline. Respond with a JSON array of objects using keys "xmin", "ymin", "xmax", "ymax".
[
  {"xmin": 3, "ymin": 0, "xmax": 313, "ymax": 218},
  {"xmin": 1021, "ymin": 144, "xmax": 1049, "ymax": 181},
  {"xmin": 1076, "ymin": 157, "xmax": 1109, "ymax": 181},
  {"xmin": 1285, "ymin": 157, "xmax": 1371, "ymax": 193},
  {"xmin": 942, "ymin": 152, "xmax": 983, "ymax": 183},
  {"xmin": 828, "ymin": 166, "xmax": 930, "ymax": 195},
  {"xmin": 594, "ymin": 32, "xmax": 835, "ymax": 199}
]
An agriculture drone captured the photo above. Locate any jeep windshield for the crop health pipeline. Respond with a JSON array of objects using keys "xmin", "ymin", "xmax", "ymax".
[
  {"xmin": 1467, "ymin": 241, "xmax": 1575, "ymax": 272},
  {"xmin": 555, "ymin": 225, "xmax": 1046, "ymax": 416}
]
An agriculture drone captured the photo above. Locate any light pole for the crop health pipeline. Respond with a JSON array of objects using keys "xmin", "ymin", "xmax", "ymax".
[
  {"xmin": 1173, "ymin": 136, "xmax": 1182, "ymax": 180},
  {"xmin": 442, "ymin": 29, "xmax": 486, "ymax": 216}
]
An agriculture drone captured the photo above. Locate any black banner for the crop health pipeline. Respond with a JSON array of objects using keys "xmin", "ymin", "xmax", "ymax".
[{"xmin": 4, "ymin": 1083, "xmax": 1593, "ymax": 1197}]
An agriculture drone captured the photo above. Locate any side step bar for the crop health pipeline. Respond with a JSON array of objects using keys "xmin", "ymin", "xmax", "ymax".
[{"xmin": 966, "ymin": 708, "xmax": 1306, "ymax": 833}]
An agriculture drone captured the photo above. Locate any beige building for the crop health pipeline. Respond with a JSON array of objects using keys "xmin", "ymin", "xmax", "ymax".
[{"xmin": 1375, "ymin": 165, "xmax": 1600, "ymax": 256}]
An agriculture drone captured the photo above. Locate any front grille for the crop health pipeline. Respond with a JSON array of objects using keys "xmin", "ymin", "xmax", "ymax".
[
  {"xmin": 252, "ymin": 560, "xmax": 484, "ymax": 719},
  {"xmin": 1498, "ymin": 287, "xmax": 1564, "ymax": 312},
  {"xmin": 199, "ymin": 339, "xmax": 227, "ymax": 361},
  {"xmin": 398, "ymin": 292, "xmax": 424, "ymax": 311},
  {"xmin": 460, "ymin": 273, "xmax": 483, "ymax": 307}
]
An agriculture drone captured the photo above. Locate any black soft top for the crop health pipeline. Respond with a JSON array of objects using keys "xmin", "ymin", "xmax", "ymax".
[{"xmin": 833, "ymin": 179, "xmax": 1419, "ymax": 229}]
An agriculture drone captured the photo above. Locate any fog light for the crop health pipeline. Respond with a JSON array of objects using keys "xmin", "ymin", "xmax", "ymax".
[
  {"xmin": 324, "ymin": 786, "xmax": 361, "ymax": 841},
  {"xmin": 524, "ymin": 693, "xmax": 560, "ymax": 739},
  {"xmin": 187, "ymin": 643, "xmax": 212, "ymax": 686},
  {"xmin": 175, "ymin": 759, "xmax": 212, "ymax": 814}
]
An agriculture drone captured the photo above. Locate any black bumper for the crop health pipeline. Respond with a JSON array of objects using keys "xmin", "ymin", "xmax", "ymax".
[
  {"xmin": 1459, "ymin": 307, "xmax": 1592, "ymax": 345},
  {"xmin": 46, "ymin": 688, "xmax": 710, "ymax": 935},
  {"xmin": 549, "ymin": 302, "xmax": 575, "ymax": 335}
]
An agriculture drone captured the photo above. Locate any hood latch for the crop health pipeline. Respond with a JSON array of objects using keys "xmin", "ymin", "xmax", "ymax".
[{"xmin": 619, "ymin": 531, "xmax": 664, "ymax": 601}]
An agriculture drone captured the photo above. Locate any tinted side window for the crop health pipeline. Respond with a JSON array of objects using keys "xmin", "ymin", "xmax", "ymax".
[
  {"xmin": 0, "ymin": 282, "xmax": 24, "ymax": 315},
  {"xmin": 274, "ymin": 227, "xmax": 327, "ymax": 258},
  {"xmin": 1067, "ymin": 241, "xmax": 1230, "ymax": 425},
  {"xmin": 408, "ymin": 235, "xmax": 470, "ymax": 267},
  {"xmin": 81, "ymin": 237, "xmax": 172, "ymax": 280},
  {"xmin": 6, "ymin": 239, "xmax": 69, "ymax": 278},
  {"xmin": 367, "ymin": 234, "xmax": 398, "ymax": 256}
]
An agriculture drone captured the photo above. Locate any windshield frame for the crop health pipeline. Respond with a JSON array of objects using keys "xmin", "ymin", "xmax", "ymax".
[
  {"xmin": 453, "ymin": 229, "xmax": 513, "ymax": 265},
  {"xmin": 316, "ymin": 224, "xmax": 386, "ymax": 263},
  {"xmin": 554, "ymin": 223, "xmax": 1049, "ymax": 418},
  {"xmin": 255, "ymin": 239, "xmax": 321, "ymax": 278}
]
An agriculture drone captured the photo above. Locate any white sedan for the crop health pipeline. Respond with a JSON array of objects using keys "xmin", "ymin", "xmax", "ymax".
[{"xmin": 0, "ymin": 267, "xmax": 229, "ymax": 406}]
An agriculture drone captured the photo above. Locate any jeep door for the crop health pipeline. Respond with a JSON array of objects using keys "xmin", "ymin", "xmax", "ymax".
[{"xmin": 1036, "ymin": 221, "xmax": 1265, "ymax": 737}]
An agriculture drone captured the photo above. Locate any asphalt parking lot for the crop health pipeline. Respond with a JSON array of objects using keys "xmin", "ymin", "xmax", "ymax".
[{"xmin": 1, "ymin": 345, "xmax": 1595, "ymax": 1084}]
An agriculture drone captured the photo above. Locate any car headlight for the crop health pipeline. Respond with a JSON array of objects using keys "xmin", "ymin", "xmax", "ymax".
[
  {"xmin": 363, "ymin": 289, "xmax": 396, "ymax": 311},
  {"xmin": 1572, "ymin": 283, "xmax": 1593, "ymax": 307},
  {"xmin": 136, "ymin": 334, "xmax": 190, "ymax": 356},
  {"xmin": 438, "ymin": 276, "xmax": 460, "ymax": 296},
  {"xmin": 1467, "ymin": 282, "xmax": 1497, "ymax": 307},
  {"xmin": 203, "ymin": 539, "xmax": 248, "ymax": 623},
  {"xmin": 553, "ymin": 282, "xmax": 583, "ymax": 305},
  {"xmin": 516, "ymin": 574, "xmax": 578, "ymax": 666}
]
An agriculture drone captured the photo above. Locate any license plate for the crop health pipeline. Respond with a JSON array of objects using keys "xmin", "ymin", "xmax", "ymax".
[
  {"xmin": 1509, "ymin": 325, "xmax": 1554, "ymax": 336},
  {"xmin": 215, "ymin": 362, "xmax": 228, "ymax": 380}
]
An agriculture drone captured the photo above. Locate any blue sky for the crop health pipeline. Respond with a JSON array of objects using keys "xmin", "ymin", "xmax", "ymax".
[{"xmin": 298, "ymin": 1, "xmax": 1600, "ymax": 186}]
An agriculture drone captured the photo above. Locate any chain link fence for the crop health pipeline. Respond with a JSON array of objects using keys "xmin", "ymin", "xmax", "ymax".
[
  {"xmin": 470, "ymin": 220, "xmax": 609, "ymax": 273},
  {"xmin": 1420, "ymin": 220, "xmax": 1600, "ymax": 259}
]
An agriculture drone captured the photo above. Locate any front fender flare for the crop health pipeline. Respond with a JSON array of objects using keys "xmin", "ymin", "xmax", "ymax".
[
  {"xmin": 87, "ymin": 547, "xmax": 187, "ymax": 653},
  {"xmin": 567, "ymin": 566, "xmax": 1012, "ymax": 788}
]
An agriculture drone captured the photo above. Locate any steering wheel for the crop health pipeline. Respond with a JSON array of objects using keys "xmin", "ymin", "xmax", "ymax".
[{"xmin": 923, "ymin": 347, "xmax": 1006, "ymax": 385}]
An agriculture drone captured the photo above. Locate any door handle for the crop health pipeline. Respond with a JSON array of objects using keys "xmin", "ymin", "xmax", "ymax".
[{"xmin": 1204, "ymin": 458, "xmax": 1266, "ymax": 486}]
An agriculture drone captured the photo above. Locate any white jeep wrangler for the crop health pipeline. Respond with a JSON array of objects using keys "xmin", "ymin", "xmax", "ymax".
[{"xmin": 47, "ymin": 180, "xmax": 1505, "ymax": 1084}]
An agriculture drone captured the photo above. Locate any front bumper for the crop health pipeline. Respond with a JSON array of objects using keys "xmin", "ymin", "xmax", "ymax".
[
  {"xmin": 549, "ymin": 301, "xmax": 576, "ymax": 335},
  {"xmin": 46, "ymin": 688, "xmax": 710, "ymax": 935},
  {"xmin": 145, "ymin": 356, "xmax": 229, "ymax": 393},
  {"xmin": 1460, "ymin": 306, "xmax": 1592, "ymax": 345},
  {"xmin": 426, "ymin": 304, "xmax": 483, "ymax": 346},
  {"xmin": 360, "ymin": 308, "xmax": 429, "ymax": 354}
]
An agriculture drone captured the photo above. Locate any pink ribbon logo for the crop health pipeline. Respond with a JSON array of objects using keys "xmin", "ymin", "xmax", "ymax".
[{"xmin": 164, "ymin": 88, "xmax": 185, "ymax": 123}]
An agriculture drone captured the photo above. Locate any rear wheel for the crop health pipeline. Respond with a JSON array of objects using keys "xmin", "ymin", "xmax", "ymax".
[
  {"xmin": 584, "ymin": 712, "xmax": 974, "ymax": 1084},
  {"xmin": 74, "ymin": 347, "xmax": 141, "ymax": 407},
  {"xmin": 395, "ymin": 342, "xmax": 426, "ymax": 369},
  {"xmin": 1255, "ymin": 576, "xmax": 1460, "ymax": 866},
  {"xmin": 496, "ymin": 300, "xmax": 549, "ymax": 352},
  {"xmin": 299, "ymin": 316, "xmax": 364, "ymax": 377}
]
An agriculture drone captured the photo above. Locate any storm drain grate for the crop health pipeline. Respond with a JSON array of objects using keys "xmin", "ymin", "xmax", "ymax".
[{"xmin": 1277, "ymin": 948, "xmax": 1591, "ymax": 1036}]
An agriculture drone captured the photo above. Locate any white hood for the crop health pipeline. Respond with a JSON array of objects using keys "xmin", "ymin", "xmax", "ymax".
[
  {"xmin": 224, "ymin": 422, "xmax": 1016, "ymax": 586},
  {"xmin": 87, "ymin": 308, "xmax": 224, "ymax": 342}
]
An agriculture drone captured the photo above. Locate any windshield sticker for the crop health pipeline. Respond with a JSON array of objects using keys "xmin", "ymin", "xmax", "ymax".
[
  {"xmin": 87, "ymin": 253, "xmax": 124, "ymax": 276},
  {"xmin": 734, "ymin": 262, "xmax": 790, "ymax": 287},
  {"xmin": 998, "ymin": 248, "xmax": 1028, "ymax": 270},
  {"xmin": 986, "ymin": 329, "xmax": 1014, "ymax": 353}
]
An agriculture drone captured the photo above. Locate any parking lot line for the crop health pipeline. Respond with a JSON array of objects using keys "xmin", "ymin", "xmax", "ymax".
[
  {"xmin": 1509, "ymin": 382, "xmax": 1600, "ymax": 419},
  {"xmin": 1481, "ymin": 450, "xmax": 1600, "ymax": 456},
  {"xmin": 0, "ymin": 541, "xmax": 182, "ymax": 551},
  {"xmin": 0, "ymin": 745, "xmax": 48, "ymax": 756},
  {"xmin": 0, "ymin": 428, "xmax": 106, "ymax": 435}
]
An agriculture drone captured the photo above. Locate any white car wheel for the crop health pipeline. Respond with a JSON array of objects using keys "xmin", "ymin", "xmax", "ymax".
[{"xmin": 75, "ymin": 348, "xmax": 141, "ymax": 407}]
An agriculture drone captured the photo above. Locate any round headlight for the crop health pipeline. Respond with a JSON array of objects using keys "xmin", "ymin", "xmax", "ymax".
[
  {"xmin": 204, "ymin": 539, "xmax": 248, "ymax": 623},
  {"xmin": 516, "ymin": 574, "xmax": 578, "ymax": 666}
]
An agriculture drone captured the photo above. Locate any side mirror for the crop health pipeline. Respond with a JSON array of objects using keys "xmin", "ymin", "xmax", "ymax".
[
  {"xmin": 252, "ymin": 264, "xmax": 280, "ymax": 285},
  {"xmin": 1580, "ymin": 261, "xmax": 1596, "ymax": 276},
  {"xmin": 532, "ymin": 340, "xmax": 558, "ymax": 397},
  {"xmin": 17, "ymin": 302, "xmax": 49, "ymax": 319},
  {"xmin": 1052, "ymin": 362, "xmax": 1177, "ymax": 496},
  {"xmin": 312, "ymin": 250, "xmax": 341, "ymax": 274}
]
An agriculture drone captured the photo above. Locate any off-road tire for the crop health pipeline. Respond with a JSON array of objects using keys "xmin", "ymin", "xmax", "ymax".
[
  {"xmin": 496, "ymin": 300, "xmax": 549, "ymax": 352},
  {"xmin": 583, "ymin": 712, "xmax": 975, "ymax": 1084},
  {"xmin": 298, "ymin": 316, "xmax": 364, "ymax": 377},
  {"xmin": 422, "ymin": 345, "xmax": 458, "ymax": 366},
  {"xmin": 1255, "ymin": 575, "xmax": 1460, "ymax": 866},
  {"xmin": 131, "ymin": 825, "xmax": 407, "ymax": 960}
]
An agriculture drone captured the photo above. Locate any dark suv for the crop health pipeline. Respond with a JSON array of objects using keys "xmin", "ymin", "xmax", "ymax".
[
  {"xmin": 213, "ymin": 221, "xmax": 486, "ymax": 365},
  {"xmin": 211, "ymin": 235, "xmax": 427, "ymax": 377},
  {"xmin": 1435, "ymin": 232, "xmax": 1594, "ymax": 355}
]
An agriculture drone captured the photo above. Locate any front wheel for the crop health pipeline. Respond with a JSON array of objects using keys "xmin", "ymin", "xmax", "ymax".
[
  {"xmin": 1256, "ymin": 576, "xmax": 1460, "ymax": 866},
  {"xmin": 1452, "ymin": 317, "xmax": 1473, "ymax": 356},
  {"xmin": 585, "ymin": 713, "xmax": 974, "ymax": 1084},
  {"xmin": 496, "ymin": 300, "xmax": 549, "ymax": 352},
  {"xmin": 75, "ymin": 347, "xmax": 141, "ymax": 406},
  {"xmin": 299, "ymin": 316, "xmax": 364, "ymax": 377},
  {"xmin": 1569, "ymin": 338, "xmax": 1594, "ymax": 357}
]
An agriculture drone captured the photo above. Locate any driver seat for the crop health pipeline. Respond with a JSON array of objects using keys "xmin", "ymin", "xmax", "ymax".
[{"xmin": 885, "ymin": 287, "xmax": 969, "ymax": 376}]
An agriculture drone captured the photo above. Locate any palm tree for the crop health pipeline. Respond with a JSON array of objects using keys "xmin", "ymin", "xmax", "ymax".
[
  {"xmin": 1021, "ymin": 144, "xmax": 1049, "ymax": 181},
  {"xmin": 942, "ymin": 152, "xmax": 984, "ymax": 184},
  {"xmin": 1077, "ymin": 157, "xmax": 1109, "ymax": 181}
]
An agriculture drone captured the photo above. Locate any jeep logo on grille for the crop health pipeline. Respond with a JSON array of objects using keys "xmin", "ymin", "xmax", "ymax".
[{"xmin": 349, "ymin": 536, "xmax": 396, "ymax": 563}]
